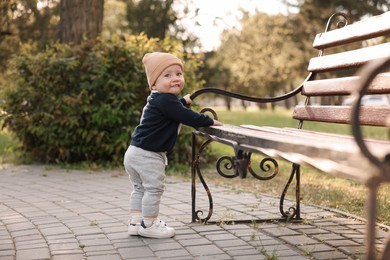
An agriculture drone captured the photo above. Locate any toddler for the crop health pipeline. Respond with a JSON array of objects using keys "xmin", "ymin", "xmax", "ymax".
[{"xmin": 124, "ymin": 52, "xmax": 222, "ymax": 238}]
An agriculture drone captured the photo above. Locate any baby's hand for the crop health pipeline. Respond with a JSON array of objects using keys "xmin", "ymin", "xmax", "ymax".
[
  {"xmin": 213, "ymin": 120, "xmax": 223, "ymax": 126},
  {"xmin": 183, "ymin": 94, "xmax": 192, "ymax": 106}
]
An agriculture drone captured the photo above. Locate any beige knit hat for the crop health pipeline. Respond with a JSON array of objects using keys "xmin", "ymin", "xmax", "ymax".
[{"xmin": 142, "ymin": 52, "xmax": 184, "ymax": 89}]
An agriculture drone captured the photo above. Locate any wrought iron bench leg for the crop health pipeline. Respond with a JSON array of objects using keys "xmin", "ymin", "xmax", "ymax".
[
  {"xmin": 191, "ymin": 133, "xmax": 213, "ymax": 223},
  {"xmin": 366, "ymin": 181, "xmax": 379, "ymax": 260},
  {"xmin": 279, "ymin": 163, "xmax": 301, "ymax": 220},
  {"xmin": 380, "ymin": 232, "xmax": 390, "ymax": 260},
  {"xmin": 191, "ymin": 133, "xmax": 196, "ymax": 222}
]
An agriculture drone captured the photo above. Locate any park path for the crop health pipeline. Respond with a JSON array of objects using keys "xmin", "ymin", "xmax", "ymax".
[{"xmin": 0, "ymin": 164, "xmax": 388, "ymax": 259}]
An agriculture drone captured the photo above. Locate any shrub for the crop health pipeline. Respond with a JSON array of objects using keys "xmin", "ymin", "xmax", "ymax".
[{"xmin": 1, "ymin": 34, "xmax": 205, "ymax": 165}]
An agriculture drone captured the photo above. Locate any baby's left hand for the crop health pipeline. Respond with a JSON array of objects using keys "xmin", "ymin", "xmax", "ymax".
[{"xmin": 183, "ymin": 94, "xmax": 192, "ymax": 106}]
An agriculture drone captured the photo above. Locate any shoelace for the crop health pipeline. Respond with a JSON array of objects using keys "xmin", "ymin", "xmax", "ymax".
[{"xmin": 155, "ymin": 219, "xmax": 166, "ymax": 227}]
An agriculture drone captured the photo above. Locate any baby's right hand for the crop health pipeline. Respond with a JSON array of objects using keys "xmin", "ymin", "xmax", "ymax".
[
  {"xmin": 213, "ymin": 120, "xmax": 223, "ymax": 126},
  {"xmin": 183, "ymin": 94, "xmax": 192, "ymax": 106}
]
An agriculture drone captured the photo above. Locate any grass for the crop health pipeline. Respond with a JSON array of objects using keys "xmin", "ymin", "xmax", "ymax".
[{"xmin": 184, "ymin": 106, "xmax": 390, "ymax": 226}]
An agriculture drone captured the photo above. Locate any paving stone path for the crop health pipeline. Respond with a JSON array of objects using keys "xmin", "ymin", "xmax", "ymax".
[{"xmin": 0, "ymin": 164, "xmax": 388, "ymax": 259}]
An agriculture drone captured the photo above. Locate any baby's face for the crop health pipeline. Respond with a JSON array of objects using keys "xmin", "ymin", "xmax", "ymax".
[{"xmin": 152, "ymin": 65, "xmax": 185, "ymax": 96}]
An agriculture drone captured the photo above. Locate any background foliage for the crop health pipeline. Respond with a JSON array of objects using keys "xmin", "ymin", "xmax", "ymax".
[
  {"xmin": 204, "ymin": 0, "xmax": 389, "ymax": 110},
  {"xmin": 0, "ymin": 0, "xmax": 388, "ymax": 164},
  {"xmin": 1, "ymin": 34, "xmax": 204, "ymax": 164}
]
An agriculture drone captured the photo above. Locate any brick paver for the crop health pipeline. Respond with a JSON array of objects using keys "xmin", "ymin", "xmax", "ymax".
[{"xmin": 0, "ymin": 164, "xmax": 388, "ymax": 259}]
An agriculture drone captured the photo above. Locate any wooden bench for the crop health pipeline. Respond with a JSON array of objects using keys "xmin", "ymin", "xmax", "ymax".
[{"xmin": 189, "ymin": 12, "xmax": 390, "ymax": 260}]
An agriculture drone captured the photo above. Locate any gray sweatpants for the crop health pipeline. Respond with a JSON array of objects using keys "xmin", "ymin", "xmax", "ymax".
[{"xmin": 123, "ymin": 145, "xmax": 167, "ymax": 217}]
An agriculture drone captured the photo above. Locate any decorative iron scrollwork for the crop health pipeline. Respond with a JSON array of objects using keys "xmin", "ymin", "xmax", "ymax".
[
  {"xmin": 318, "ymin": 13, "xmax": 351, "ymax": 58},
  {"xmin": 191, "ymin": 106, "xmax": 300, "ymax": 223},
  {"xmin": 248, "ymin": 157, "xmax": 279, "ymax": 180},
  {"xmin": 216, "ymin": 156, "xmax": 237, "ymax": 178},
  {"xmin": 279, "ymin": 163, "xmax": 301, "ymax": 219},
  {"xmin": 192, "ymin": 136, "xmax": 214, "ymax": 223},
  {"xmin": 191, "ymin": 108, "xmax": 219, "ymax": 223},
  {"xmin": 216, "ymin": 150, "xmax": 252, "ymax": 179},
  {"xmin": 325, "ymin": 12, "xmax": 350, "ymax": 31}
]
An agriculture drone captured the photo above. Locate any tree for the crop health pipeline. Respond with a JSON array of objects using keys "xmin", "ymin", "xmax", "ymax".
[
  {"xmin": 202, "ymin": 51, "xmax": 233, "ymax": 110},
  {"xmin": 212, "ymin": 1, "xmax": 389, "ymax": 110},
  {"xmin": 126, "ymin": 0, "xmax": 175, "ymax": 39},
  {"xmin": 284, "ymin": 0, "xmax": 390, "ymax": 105},
  {"xmin": 215, "ymin": 12, "xmax": 303, "ymax": 109},
  {"xmin": 60, "ymin": 0, "xmax": 104, "ymax": 44},
  {"xmin": 286, "ymin": 0, "xmax": 389, "ymax": 22},
  {"xmin": 0, "ymin": 0, "xmax": 59, "ymax": 70},
  {"xmin": 125, "ymin": 0, "xmax": 200, "ymax": 51},
  {"xmin": 102, "ymin": 0, "xmax": 130, "ymax": 38},
  {"xmin": 284, "ymin": 0, "xmax": 390, "ymax": 48}
]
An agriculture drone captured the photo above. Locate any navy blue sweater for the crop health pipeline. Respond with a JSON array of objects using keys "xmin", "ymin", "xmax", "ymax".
[{"xmin": 131, "ymin": 92, "xmax": 214, "ymax": 153}]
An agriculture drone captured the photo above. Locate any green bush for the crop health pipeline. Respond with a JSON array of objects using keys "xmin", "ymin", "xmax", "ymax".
[{"xmin": 1, "ymin": 34, "xmax": 205, "ymax": 165}]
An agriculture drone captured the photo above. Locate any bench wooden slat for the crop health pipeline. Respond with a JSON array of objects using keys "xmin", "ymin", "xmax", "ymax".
[
  {"xmin": 241, "ymin": 125, "xmax": 390, "ymax": 158},
  {"xmin": 313, "ymin": 12, "xmax": 390, "ymax": 49},
  {"xmin": 308, "ymin": 42, "xmax": 390, "ymax": 72},
  {"xmin": 302, "ymin": 73, "xmax": 390, "ymax": 96},
  {"xmin": 197, "ymin": 124, "xmax": 390, "ymax": 182},
  {"xmin": 292, "ymin": 105, "xmax": 390, "ymax": 126}
]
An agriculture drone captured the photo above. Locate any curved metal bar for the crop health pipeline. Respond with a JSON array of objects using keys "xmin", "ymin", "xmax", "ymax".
[
  {"xmin": 351, "ymin": 56, "xmax": 390, "ymax": 172},
  {"xmin": 191, "ymin": 108, "xmax": 220, "ymax": 223},
  {"xmin": 279, "ymin": 164, "xmax": 300, "ymax": 219},
  {"xmin": 194, "ymin": 160, "xmax": 213, "ymax": 223},
  {"xmin": 200, "ymin": 108, "xmax": 219, "ymax": 120},
  {"xmin": 317, "ymin": 12, "xmax": 351, "ymax": 57},
  {"xmin": 192, "ymin": 137, "xmax": 214, "ymax": 223},
  {"xmin": 190, "ymin": 73, "xmax": 315, "ymax": 102},
  {"xmin": 216, "ymin": 156, "xmax": 238, "ymax": 178},
  {"xmin": 324, "ymin": 12, "xmax": 351, "ymax": 32},
  {"xmin": 350, "ymin": 58, "xmax": 390, "ymax": 259},
  {"xmin": 248, "ymin": 157, "xmax": 279, "ymax": 181},
  {"xmin": 381, "ymin": 235, "xmax": 390, "ymax": 260},
  {"xmin": 190, "ymin": 14, "xmax": 350, "ymax": 103},
  {"xmin": 190, "ymin": 13, "xmax": 350, "ymax": 104}
]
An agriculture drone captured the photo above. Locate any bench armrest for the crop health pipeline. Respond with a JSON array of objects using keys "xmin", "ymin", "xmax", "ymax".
[
  {"xmin": 351, "ymin": 56, "xmax": 390, "ymax": 175},
  {"xmin": 190, "ymin": 73, "xmax": 315, "ymax": 103}
]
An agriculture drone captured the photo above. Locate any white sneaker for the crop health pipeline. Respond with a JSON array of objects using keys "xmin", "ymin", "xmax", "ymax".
[
  {"xmin": 128, "ymin": 223, "xmax": 140, "ymax": 236},
  {"xmin": 138, "ymin": 219, "xmax": 175, "ymax": 238}
]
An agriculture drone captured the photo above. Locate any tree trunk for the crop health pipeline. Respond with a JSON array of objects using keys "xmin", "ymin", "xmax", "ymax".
[
  {"xmin": 241, "ymin": 100, "xmax": 247, "ymax": 111},
  {"xmin": 224, "ymin": 96, "xmax": 231, "ymax": 111},
  {"xmin": 60, "ymin": 0, "xmax": 104, "ymax": 44}
]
